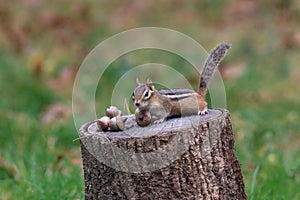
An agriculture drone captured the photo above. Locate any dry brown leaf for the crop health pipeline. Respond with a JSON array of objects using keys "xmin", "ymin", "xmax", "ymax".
[
  {"xmin": 220, "ymin": 60, "xmax": 246, "ymax": 80},
  {"xmin": 46, "ymin": 65, "xmax": 77, "ymax": 91},
  {"xmin": 0, "ymin": 156, "xmax": 19, "ymax": 179},
  {"xmin": 41, "ymin": 103, "xmax": 72, "ymax": 124},
  {"xmin": 224, "ymin": 0, "xmax": 257, "ymax": 24},
  {"xmin": 293, "ymin": 30, "xmax": 300, "ymax": 47}
]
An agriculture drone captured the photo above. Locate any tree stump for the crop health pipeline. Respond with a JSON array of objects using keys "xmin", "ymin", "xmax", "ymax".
[{"xmin": 79, "ymin": 109, "xmax": 247, "ymax": 199}]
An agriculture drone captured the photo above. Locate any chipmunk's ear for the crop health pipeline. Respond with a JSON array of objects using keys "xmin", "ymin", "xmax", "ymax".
[
  {"xmin": 147, "ymin": 79, "xmax": 155, "ymax": 90},
  {"xmin": 136, "ymin": 78, "xmax": 140, "ymax": 86}
]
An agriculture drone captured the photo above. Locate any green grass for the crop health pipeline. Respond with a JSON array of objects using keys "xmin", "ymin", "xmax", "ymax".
[
  {"xmin": 0, "ymin": 54, "xmax": 84, "ymax": 199},
  {"xmin": 1, "ymin": 1, "xmax": 300, "ymax": 199},
  {"xmin": 226, "ymin": 45, "xmax": 300, "ymax": 199}
]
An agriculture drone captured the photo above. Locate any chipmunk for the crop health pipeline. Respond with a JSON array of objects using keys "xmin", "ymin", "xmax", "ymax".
[{"xmin": 132, "ymin": 43, "xmax": 231, "ymax": 124}]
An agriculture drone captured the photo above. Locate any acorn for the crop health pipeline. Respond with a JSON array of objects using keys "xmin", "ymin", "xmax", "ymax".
[
  {"xmin": 135, "ymin": 110, "xmax": 151, "ymax": 127},
  {"xmin": 97, "ymin": 116, "xmax": 110, "ymax": 131},
  {"xmin": 109, "ymin": 116, "xmax": 125, "ymax": 131},
  {"xmin": 106, "ymin": 106, "xmax": 122, "ymax": 118},
  {"xmin": 115, "ymin": 116, "xmax": 125, "ymax": 130}
]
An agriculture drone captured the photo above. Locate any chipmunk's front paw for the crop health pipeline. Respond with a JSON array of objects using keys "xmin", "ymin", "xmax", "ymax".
[{"xmin": 198, "ymin": 108, "xmax": 208, "ymax": 115}]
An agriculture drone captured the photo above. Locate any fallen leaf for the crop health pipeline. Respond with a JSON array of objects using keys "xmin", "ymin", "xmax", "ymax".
[
  {"xmin": 46, "ymin": 65, "xmax": 77, "ymax": 92},
  {"xmin": 220, "ymin": 60, "xmax": 246, "ymax": 80},
  {"xmin": 41, "ymin": 103, "xmax": 72, "ymax": 124},
  {"xmin": 293, "ymin": 30, "xmax": 300, "ymax": 47},
  {"xmin": 0, "ymin": 156, "xmax": 19, "ymax": 179}
]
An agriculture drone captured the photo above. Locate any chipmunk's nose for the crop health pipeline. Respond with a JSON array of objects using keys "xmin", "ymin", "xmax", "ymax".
[{"xmin": 135, "ymin": 102, "xmax": 140, "ymax": 107}]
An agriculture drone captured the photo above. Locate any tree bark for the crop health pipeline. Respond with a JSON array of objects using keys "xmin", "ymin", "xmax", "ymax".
[{"xmin": 79, "ymin": 109, "xmax": 247, "ymax": 200}]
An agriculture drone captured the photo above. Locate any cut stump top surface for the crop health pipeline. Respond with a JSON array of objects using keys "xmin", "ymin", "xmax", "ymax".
[{"xmin": 80, "ymin": 109, "xmax": 224, "ymax": 139}]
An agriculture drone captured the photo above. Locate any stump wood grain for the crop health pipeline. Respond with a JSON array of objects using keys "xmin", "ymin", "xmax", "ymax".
[{"xmin": 79, "ymin": 109, "xmax": 247, "ymax": 200}]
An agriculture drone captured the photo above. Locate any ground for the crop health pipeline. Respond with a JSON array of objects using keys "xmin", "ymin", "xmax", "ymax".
[{"xmin": 0, "ymin": 1, "xmax": 300, "ymax": 199}]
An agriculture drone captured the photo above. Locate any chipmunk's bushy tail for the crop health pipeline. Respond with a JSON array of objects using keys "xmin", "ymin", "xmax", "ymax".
[{"xmin": 197, "ymin": 43, "xmax": 231, "ymax": 97}]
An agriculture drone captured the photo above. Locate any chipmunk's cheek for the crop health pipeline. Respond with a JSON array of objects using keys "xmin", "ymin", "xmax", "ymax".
[{"xmin": 139, "ymin": 101, "xmax": 149, "ymax": 109}]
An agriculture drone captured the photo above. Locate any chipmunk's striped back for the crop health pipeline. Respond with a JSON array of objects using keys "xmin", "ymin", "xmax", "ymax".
[
  {"xmin": 159, "ymin": 88, "xmax": 197, "ymax": 101},
  {"xmin": 132, "ymin": 43, "xmax": 231, "ymax": 124}
]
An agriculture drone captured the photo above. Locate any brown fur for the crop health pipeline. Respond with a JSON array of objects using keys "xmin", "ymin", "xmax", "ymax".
[{"xmin": 132, "ymin": 43, "xmax": 231, "ymax": 123}]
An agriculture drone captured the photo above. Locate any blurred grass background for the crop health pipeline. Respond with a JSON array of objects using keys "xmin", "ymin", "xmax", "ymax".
[{"xmin": 0, "ymin": 0, "xmax": 300, "ymax": 199}]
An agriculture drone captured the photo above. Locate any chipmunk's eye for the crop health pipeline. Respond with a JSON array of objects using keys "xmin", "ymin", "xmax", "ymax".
[
  {"xmin": 132, "ymin": 92, "xmax": 135, "ymax": 100},
  {"xmin": 143, "ymin": 90, "xmax": 151, "ymax": 100}
]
